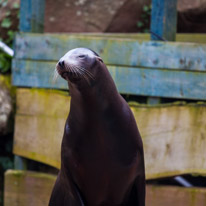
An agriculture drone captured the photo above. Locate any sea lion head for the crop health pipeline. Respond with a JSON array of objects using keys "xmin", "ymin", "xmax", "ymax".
[{"xmin": 55, "ymin": 48, "xmax": 103, "ymax": 84}]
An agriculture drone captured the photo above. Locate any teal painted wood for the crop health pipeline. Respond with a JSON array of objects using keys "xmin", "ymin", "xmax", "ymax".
[
  {"xmin": 14, "ymin": 33, "xmax": 206, "ymax": 71},
  {"xmin": 147, "ymin": 97, "xmax": 161, "ymax": 104},
  {"xmin": 12, "ymin": 59, "xmax": 206, "ymax": 100},
  {"xmin": 20, "ymin": 0, "xmax": 45, "ymax": 32},
  {"xmin": 14, "ymin": 156, "xmax": 28, "ymax": 170},
  {"xmin": 150, "ymin": 0, "xmax": 177, "ymax": 103},
  {"xmin": 150, "ymin": 0, "xmax": 177, "ymax": 41}
]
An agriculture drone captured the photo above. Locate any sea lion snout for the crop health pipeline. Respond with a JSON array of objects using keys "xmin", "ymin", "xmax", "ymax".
[
  {"xmin": 58, "ymin": 60, "xmax": 65, "ymax": 69},
  {"xmin": 55, "ymin": 48, "xmax": 99, "ymax": 84}
]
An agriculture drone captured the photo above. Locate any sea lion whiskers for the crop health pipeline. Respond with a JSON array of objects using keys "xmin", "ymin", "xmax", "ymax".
[
  {"xmin": 72, "ymin": 65, "xmax": 91, "ymax": 85},
  {"xmin": 52, "ymin": 67, "xmax": 60, "ymax": 83},
  {"xmin": 62, "ymin": 63, "xmax": 92, "ymax": 85},
  {"xmin": 78, "ymin": 66, "xmax": 95, "ymax": 80},
  {"xmin": 66, "ymin": 64, "xmax": 79, "ymax": 77},
  {"xmin": 74, "ymin": 65, "xmax": 95, "ymax": 85},
  {"xmin": 68, "ymin": 64, "xmax": 95, "ymax": 85}
]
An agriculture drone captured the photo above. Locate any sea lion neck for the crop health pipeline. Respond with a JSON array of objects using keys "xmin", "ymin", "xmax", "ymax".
[{"xmin": 68, "ymin": 63, "xmax": 120, "ymax": 111}]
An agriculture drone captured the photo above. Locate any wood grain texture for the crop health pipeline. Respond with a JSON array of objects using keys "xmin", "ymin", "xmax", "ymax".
[
  {"xmin": 4, "ymin": 170, "xmax": 56, "ymax": 206},
  {"xmin": 13, "ymin": 89, "xmax": 206, "ymax": 179},
  {"xmin": 12, "ymin": 59, "xmax": 206, "ymax": 100},
  {"xmin": 4, "ymin": 170, "xmax": 206, "ymax": 206},
  {"xmin": 13, "ymin": 33, "xmax": 206, "ymax": 43},
  {"xmin": 37, "ymin": 33, "xmax": 206, "ymax": 44},
  {"xmin": 19, "ymin": 0, "xmax": 45, "ymax": 32},
  {"xmin": 176, "ymin": 34, "xmax": 206, "ymax": 44},
  {"xmin": 146, "ymin": 185, "xmax": 206, "ymax": 206},
  {"xmin": 13, "ymin": 33, "xmax": 206, "ymax": 71},
  {"xmin": 150, "ymin": 0, "xmax": 177, "ymax": 41}
]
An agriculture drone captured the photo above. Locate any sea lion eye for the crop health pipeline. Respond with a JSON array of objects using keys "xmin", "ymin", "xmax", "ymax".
[{"xmin": 78, "ymin": 55, "xmax": 86, "ymax": 58}]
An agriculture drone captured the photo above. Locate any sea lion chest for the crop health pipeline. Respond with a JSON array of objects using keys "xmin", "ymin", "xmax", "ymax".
[{"xmin": 61, "ymin": 96, "xmax": 139, "ymax": 204}]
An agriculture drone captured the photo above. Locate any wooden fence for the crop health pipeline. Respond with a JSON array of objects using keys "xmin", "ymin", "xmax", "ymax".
[{"xmin": 4, "ymin": 0, "xmax": 206, "ymax": 205}]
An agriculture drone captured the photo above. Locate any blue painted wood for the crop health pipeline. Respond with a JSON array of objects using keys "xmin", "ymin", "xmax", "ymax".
[
  {"xmin": 20, "ymin": 0, "xmax": 45, "ymax": 32},
  {"xmin": 147, "ymin": 97, "xmax": 161, "ymax": 104},
  {"xmin": 14, "ymin": 33, "xmax": 206, "ymax": 71},
  {"xmin": 14, "ymin": 156, "xmax": 28, "ymax": 170},
  {"xmin": 12, "ymin": 59, "xmax": 206, "ymax": 100},
  {"xmin": 150, "ymin": 0, "xmax": 177, "ymax": 41}
]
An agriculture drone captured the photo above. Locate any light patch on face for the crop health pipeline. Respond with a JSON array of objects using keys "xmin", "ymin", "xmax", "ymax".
[{"xmin": 60, "ymin": 48, "xmax": 96, "ymax": 65}]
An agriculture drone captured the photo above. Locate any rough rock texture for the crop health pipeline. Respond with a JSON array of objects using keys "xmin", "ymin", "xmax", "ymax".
[
  {"xmin": 178, "ymin": 0, "xmax": 206, "ymax": 11},
  {"xmin": 0, "ymin": 75, "xmax": 14, "ymax": 136},
  {"xmin": 44, "ymin": 0, "xmax": 150, "ymax": 32},
  {"xmin": 44, "ymin": 0, "xmax": 206, "ymax": 33},
  {"xmin": 177, "ymin": 1, "xmax": 206, "ymax": 33},
  {"xmin": 1, "ymin": 0, "xmax": 206, "ymax": 34}
]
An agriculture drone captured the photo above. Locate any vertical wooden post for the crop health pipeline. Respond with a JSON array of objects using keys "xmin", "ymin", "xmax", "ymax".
[
  {"xmin": 14, "ymin": 0, "xmax": 46, "ymax": 170},
  {"xmin": 19, "ymin": 0, "xmax": 45, "ymax": 32},
  {"xmin": 14, "ymin": 156, "xmax": 28, "ymax": 170},
  {"xmin": 148, "ymin": 0, "xmax": 177, "ymax": 104},
  {"xmin": 150, "ymin": 0, "xmax": 178, "ymax": 41}
]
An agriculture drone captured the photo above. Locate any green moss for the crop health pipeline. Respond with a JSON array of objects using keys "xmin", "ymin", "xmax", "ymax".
[
  {"xmin": 129, "ymin": 101, "xmax": 206, "ymax": 108},
  {"xmin": 7, "ymin": 170, "xmax": 24, "ymax": 177},
  {"xmin": 30, "ymin": 171, "xmax": 57, "ymax": 180},
  {"xmin": 6, "ymin": 169, "xmax": 57, "ymax": 180},
  {"xmin": 0, "ymin": 74, "xmax": 16, "ymax": 98}
]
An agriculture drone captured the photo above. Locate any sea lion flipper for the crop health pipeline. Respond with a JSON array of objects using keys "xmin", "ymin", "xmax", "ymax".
[
  {"xmin": 134, "ymin": 174, "xmax": 146, "ymax": 206},
  {"xmin": 49, "ymin": 173, "xmax": 84, "ymax": 206}
]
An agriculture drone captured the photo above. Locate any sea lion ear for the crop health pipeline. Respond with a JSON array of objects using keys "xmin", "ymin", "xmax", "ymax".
[{"xmin": 96, "ymin": 56, "xmax": 103, "ymax": 63}]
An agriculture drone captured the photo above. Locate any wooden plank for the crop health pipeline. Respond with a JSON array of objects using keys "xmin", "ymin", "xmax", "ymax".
[
  {"xmin": 146, "ymin": 185, "xmax": 206, "ymax": 206},
  {"xmin": 12, "ymin": 59, "xmax": 206, "ymax": 100},
  {"xmin": 13, "ymin": 89, "xmax": 206, "ymax": 179},
  {"xmin": 19, "ymin": 0, "xmax": 45, "ymax": 32},
  {"xmin": 150, "ymin": 0, "xmax": 177, "ymax": 104},
  {"xmin": 4, "ymin": 170, "xmax": 206, "ymax": 206},
  {"xmin": 150, "ymin": 0, "xmax": 177, "ymax": 41},
  {"xmin": 14, "ymin": 156, "xmax": 28, "ymax": 170},
  {"xmin": 13, "ymin": 33, "xmax": 206, "ymax": 71},
  {"xmin": 14, "ymin": 115, "xmax": 62, "ymax": 168},
  {"xmin": 18, "ymin": 33, "xmax": 205, "ymax": 43},
  {"xmin": 176, "ymin": 34, "xmax": 206, "ymax": 44},
  {"xmin": 4, "ymin": 170, "xmax": 56, "ymax": 206}
]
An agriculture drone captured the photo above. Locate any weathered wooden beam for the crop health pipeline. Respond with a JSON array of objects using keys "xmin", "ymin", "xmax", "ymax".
[
  {"xmin": 14, "ymin": 156, "xmax": 28, "ymax": 170},
  {"xmin": 12, "ymin": 32, "xmax": 206, "ymax": 43},
  {"xmin": 176, "ymin": 34, "xmax": 206, "ymax": 44},
  {"xmin": 13, "ymin": 89, "xmax": 206, "ymax": 179},
  {"xmin": 150, "ymin": 0, "xmax": 178, "ymax": 41},
  {"xmin": 13, "ymin": 33, "xmax": 206, "ymax": 71},
  {"xmin": 149, "ymin": 0, "xmax": 177, "ymax": 104},
  {"xmin": 4, "ymin": 170, "xmax": 56, "ymax": 206},
  {"xmin": 4, "ymin": 170, "xmax": 206, "ymax": 206},
  {"xmin": 146, "ymin": 185, "xmax": 206, "ymax": 206},
  {"xmin": 19, "ymin": 0, "xmax": 45, "ymax": 32},
  {"xmin": 12, "ymin": 59, "xmax": 206, "ymax": 100},
  {"xmin": 28, "ymin": 33, "xmax": 205, "ymax": 43}
]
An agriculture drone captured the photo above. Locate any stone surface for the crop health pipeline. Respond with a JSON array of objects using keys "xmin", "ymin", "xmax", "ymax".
[
  {"xmin": 1, "ymin": 0, "xmax": 206, "ymax": 34},
  {"xmin": 44, "ymin": 0, "xmax": 151, "ymax": 32},
  {"xmin": 44, "ymin": 0, "xmax": 206, "ymax": 33},
  {"xmin": 177, "ymin": 1, "xmax": 206, "ymax": 33},
  {"xmin": 178, "ymin": 0, "xmax": 206, "ymax": 12},
  {"xmin": 0, "ymin": 75, "xmax": 14, "ymax": 136}
]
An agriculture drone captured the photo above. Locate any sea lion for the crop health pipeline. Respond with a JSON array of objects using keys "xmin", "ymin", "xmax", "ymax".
[{"xmin": 49, "ymin": 48, "xmax": 145, "ymax": 206}]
